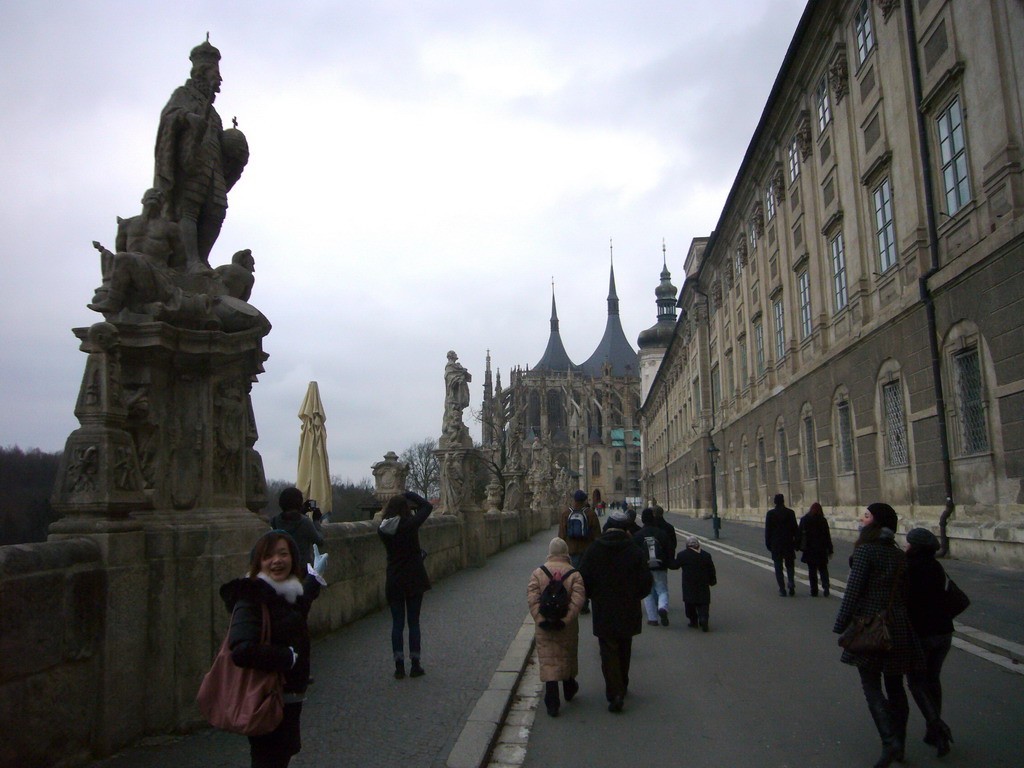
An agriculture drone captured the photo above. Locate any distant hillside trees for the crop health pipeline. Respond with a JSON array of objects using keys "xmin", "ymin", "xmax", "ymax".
[
  {"xmin": 265, "ymin": 477, "xmax": 377, "ymax": 523},
  {"xmin": 0, "ymin": 446, "xmax": 62, "ymax": 546}
]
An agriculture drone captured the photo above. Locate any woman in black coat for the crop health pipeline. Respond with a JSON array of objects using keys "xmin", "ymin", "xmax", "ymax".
[
  {"xmin": 905, "ymin": 527, "xmax": 956, "ymax": 755},
  {"xmin": 221, "ymin": 530, "xmax": 323, "ymax": 768},
  {"xmin": 377, "ymin": 491, "xmax": 433, "ymax": 679},
  {"xmin": 833, "ymin": 503, "xmax": 949, "ymax": 768},
  {"xmin": 798, "ymin": 502, "xmax": 833, "ymax": 597}
]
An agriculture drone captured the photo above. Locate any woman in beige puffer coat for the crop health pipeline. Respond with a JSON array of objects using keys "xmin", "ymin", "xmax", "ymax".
[{"xmin": 527, "ymin": 537, "xmax": 587, "ymax": 717}]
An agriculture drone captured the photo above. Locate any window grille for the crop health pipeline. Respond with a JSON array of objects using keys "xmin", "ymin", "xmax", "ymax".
[
  {"xmin": 803, "ymin": 416, "xmax": 817, "ymax": 478},
  {"xmin": 831, "ymin": 233, "xmax": 848, "ymax": 311},
  {"xmin": 773, "ymin": 299, "xmax": 786, "ymax": 360},
  {"xmin": 937, "ymin": 97, "xmax": 970, "ymax": 215},
  {"xmin": 874, "ymin": 178, "xmax": 897, "ymax": 272},
  {"xmin": 954, "ymin": 348, "xmax": 988, "ymax": 454},
  {"xmin": 837, "ymin": 400, "xmax": 854, "ymax": 473},
  {"xmin": 777, "ymin": 428, "xmax": 789, "ymax": 482},
  {"xmin": 748, "ymin": 455, "xmax": 757, "ymax": 496},
  {"xmin": 854, "ymin": 0, "xmax": 875, "ymax": 64},
  {"xmin": 882, "ymin": 381, "xmax": 909, "ymax": 466},
  {"xmin": 798, "ymin": 271, "xmax": 812, "ymax": 339},
  {"xmin": 758, "ymin": 437, "xmax": 768, "ymax": 485}
]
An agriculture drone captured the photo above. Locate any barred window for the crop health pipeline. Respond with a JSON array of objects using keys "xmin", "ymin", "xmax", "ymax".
[
  {"xmin": 758, "ymin": 436, "xmax": 768, "ymax": 485},
  {"xmin": 726, "ymin": 352, "xmax": 735, "ymax": 398},
  {"xmin": 837, "ymin": 400, "xmax": 855, "ymax": 473},
  {"xmin": 831, "ymin": 232, "xmax": 848, "ymax": 311},
  {"xmin": 854, "ymin": 0, "xmax": 875, "ymax": 64},
  {"xmin": 937, "ymin": 97, "xmax": 971, "ymax": 215},
  {"xmin": 773, "ymin": 298, "xmax": 786, "ymax": 361},
  {"xmin": 954, "ymin": 347, "xmax": 988, "ymax": 454},
  {"xmin": 882, "ymin": 381, "xmax": 909, "ymax": 466},
  {"xmin": 873, "ymin": 178, "xmax": 897, "ymax": 272},
  {"xmin": 777, "ymin": 427, "xmax": 789, "ymax": 482},
  {"xmin": 798, "ymin": 270, "xmax": 812, "ymax": 339},
  {"xmin": 816, "ymin": 75, "xmax": 832, "ymax": 133},
  {"xmin": 789, "ymin": 137, "xmax": 801, "ymax": 182},
  {"xmin": 803, "ymin": 416, "xmax": 817, "ymax": 478}
]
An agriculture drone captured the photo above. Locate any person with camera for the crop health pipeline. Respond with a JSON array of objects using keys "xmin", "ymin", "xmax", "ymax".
[{"xmin": 269, "ymin": 487, "xmax": 324, "ymax": 571}]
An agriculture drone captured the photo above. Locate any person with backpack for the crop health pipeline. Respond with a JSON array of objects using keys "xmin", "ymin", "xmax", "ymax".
[
  {"xmin": 558, "ymin": 490, "xmax": 600, "ymax": 613},
  {"xmin": 527, "ymin": 537, "xmax": 587, "ymax": 717},
  {"xmin": 633, "ymin": 508, "xmax": 674, "ymax": 626}
]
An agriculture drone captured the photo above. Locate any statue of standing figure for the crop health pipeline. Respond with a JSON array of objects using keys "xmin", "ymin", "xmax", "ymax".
[
  {"xmin": 154, "ymin": 36, "xmax": 249, "ymax": 271},
  {"xmin": 442, "ymin": 350, "xmax": 472, "ymax": 447}
]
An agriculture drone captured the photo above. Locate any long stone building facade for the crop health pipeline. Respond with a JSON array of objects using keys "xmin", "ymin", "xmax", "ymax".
[{"xmin": 639, "ymin": 0, "xmax": 1024, "ymax": 565}]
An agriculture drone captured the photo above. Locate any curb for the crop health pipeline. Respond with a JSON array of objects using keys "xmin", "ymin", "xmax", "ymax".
[{"xmin": 446, "ymin": 614, "xmax": 536, "ymax": 768}]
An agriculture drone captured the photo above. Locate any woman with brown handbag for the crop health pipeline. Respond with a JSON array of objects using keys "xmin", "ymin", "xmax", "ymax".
[
  {"xmin": 220, "ymin": 526, "xmax": 324, "ymax": 768},
  {"xmin": 833, "ymin": 503, "xmax": 947, "ymax": 767}
]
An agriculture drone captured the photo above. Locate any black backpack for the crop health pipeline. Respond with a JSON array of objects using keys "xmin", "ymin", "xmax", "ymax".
[{"xmin": 538, "ymin": 565, "xmax": 577, "ymax": 627}]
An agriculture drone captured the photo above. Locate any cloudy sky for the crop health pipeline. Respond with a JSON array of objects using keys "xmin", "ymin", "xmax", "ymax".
[{"xmin": 0, "ymin": 0, "xmax": 807, "ymax": 484}]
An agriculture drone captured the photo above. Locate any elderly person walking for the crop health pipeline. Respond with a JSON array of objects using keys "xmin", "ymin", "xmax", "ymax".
[
  {"xmin": 672, "ymin": 535, "xmax": 717, "ymax": 631},
  {"xmin": 527, "ymin": 537, "xmax": 586, "ymax": 717}
]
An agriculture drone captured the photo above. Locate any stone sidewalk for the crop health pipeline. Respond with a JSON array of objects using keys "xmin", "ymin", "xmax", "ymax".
[{"xmin": 90, "ymin": 530, "xmax": 555, "ymax": 768}]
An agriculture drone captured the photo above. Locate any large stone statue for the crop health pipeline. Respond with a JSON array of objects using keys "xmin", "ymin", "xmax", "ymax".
[
  {"xmin": 154, "ymin": 36, "xmax": 249, "ymax": 270},
  {"xmin": 442, "ymin": 350, "xmax": 472, "ymax": 447}
]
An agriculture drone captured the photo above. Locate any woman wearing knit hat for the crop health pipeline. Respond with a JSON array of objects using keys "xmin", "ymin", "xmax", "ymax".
[
  {"xmin": 905, "ymin": 528, "xmax": 958, "ymax": 756},
  {"xmin": 833, "ymin": 504, "xmax": 950, "ymax": 767},
  {"xmin": 527, "ymin": 537, "xmax": 586, "ymax": 717}
]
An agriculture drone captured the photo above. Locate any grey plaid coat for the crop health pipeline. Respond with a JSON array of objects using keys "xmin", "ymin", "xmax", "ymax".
[{"xmin": 833, "ymin": 531, "xmax": 924, "ymax": 674}]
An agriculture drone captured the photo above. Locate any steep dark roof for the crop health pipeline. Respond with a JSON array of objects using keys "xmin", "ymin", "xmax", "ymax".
[
  {"xmin": 580, "ymin": 265, "xmax": 638, "ymax": 378},
  {"xmin": 534, "ymin": 292, "xmax": 580, "ymax": 372}
]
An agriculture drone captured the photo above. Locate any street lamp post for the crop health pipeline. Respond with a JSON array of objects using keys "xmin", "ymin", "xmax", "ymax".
[{"xmin": 708, "ymin": 441, "xmax": 721, "ymax": 539}]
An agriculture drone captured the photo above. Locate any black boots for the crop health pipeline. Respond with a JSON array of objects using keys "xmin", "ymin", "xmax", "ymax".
[
  {"xmin": 410, "ymin": 659, "xmax": 425, "ymax": 678},
  {"xmin": 925, "ymin": 719, "xmax": 953, "ymax": 757},
  {"xmin": 866, "ymin": 698, "xmax": 900, "ymax": 768},
  {"xmin": 394, "ymin": 659, "xmax": 405, "ymax": 679}
]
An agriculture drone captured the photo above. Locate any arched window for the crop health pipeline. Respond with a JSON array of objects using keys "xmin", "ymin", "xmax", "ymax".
[
  {"xmin": 615, "ymin": 450, "xmax": 622, "ymax": 463},
  {"xmin": 800, "ymin": 403, "xmax": 817, "ymax": 479},
  {"xmin": 877, "ymin": 360, "xmax": 909, "ymax": 467},
  {"xmin": 591, "ymin": 452, "xmax": 601, "ymax": 477},
  {"xmin": 776, "ymin": 420, "xmax": 789, "ymax": 483},
  {"xmin": 943, "ymin": 321, "xmax": 992, "ymax": 456},
  {"xmin": 528, "ymin": 390, "xmax": 541, "ymax": 434},
  {"xmin": 833, "ymin": 386, "xmax": 856, "ymax": 475},
  {"xmin": 614, "ymin": 477, "xmax": 624, "ymax": 491}
]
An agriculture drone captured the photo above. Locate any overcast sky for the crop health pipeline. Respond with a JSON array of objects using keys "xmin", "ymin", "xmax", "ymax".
[{"xmin": 0, "ymin": 0, "xmax": 807, "ymax": 485}]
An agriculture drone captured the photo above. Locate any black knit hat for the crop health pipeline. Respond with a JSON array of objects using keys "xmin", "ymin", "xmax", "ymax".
[
  {"xmin": 906, "ymin": 527, "xmax": 940, "ymax": 551},
  {"xmin": 867, "ymin": 502, "xmax": 898, "ymax": 532}
]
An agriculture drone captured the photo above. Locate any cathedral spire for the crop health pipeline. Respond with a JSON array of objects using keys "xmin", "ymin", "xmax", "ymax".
[
  {"xmin": 607, "ymin": 247, "xmax": 620, "ymax": 317},
  {"xmin": 534, "ymin": 281, "xmax": 579, "ymax": 372}
]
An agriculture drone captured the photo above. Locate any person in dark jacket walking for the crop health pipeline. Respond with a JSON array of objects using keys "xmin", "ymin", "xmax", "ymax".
[
  {"xmin": 798, "ymin": 502, "xmax": 833, "ymax": 597},
  {"xmin": 558, "ymin": 490, "xmax": 601, "ymax": 613},
  {"xmin": 672, "ymin": 535, "xmax": 717, "ymax": 631},
  {"xmin": 652, "ymin": 504, "xmax": 677, "ymax": 560},
  {"xmin": 220, "ymin": 530, "xmax": 323, "ymax": 768},
  {"xmin": 578, "ymin": 525, "xmax": 653, "ymax": 713},
  {"xmin": 905, "ymin": 527, "xmax": 956, "ymax": 756},
  {"xmin": 633, "ymin": 508, "xmax": 674, "ymax": 626},
  {"xmin": 765, "ymin": 493, "xmax": 799, "ymax": 596},
  {"xmin": 269, "ymin": 487, "xmax": 324, "ymax": 571},
  {"xmin": 377, "ymin": 491, "xmax": 433, "ymax": 679},
  {"xmin": 833, "ymin": 503, "xmax": 950, "ymax": 767}
]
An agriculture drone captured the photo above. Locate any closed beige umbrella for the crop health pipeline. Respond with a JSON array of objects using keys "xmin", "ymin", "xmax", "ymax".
[{"xmin": 297, "ymin": 381, "xmax": 332, "ymax": 515}]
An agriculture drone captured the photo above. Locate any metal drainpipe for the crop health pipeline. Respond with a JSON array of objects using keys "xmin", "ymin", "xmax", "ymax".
[{"xmin": 905, "ymin": 1, "xmax": 955, "ymax": 555}]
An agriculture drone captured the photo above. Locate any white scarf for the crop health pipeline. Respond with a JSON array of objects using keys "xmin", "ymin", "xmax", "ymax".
[{"xmin": 257, "ymin": 572, "xmax": 304, "ymax": 604}]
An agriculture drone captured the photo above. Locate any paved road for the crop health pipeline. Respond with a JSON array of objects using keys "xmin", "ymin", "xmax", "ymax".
[
  {"xmin": 517, "ymin": 514, "xmax": 1023, "ymax": 768},
  {"xmin": 89, "ymin": 531, "xmax": 556, "ymax": 768}
]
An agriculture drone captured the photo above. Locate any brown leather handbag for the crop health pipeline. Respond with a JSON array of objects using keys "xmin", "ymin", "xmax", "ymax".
[
  {"xmin": 838, "ymin": 563, "xmax": 902, "ymax": 654},
  {"xmin": 197, "ymin": 604, "xmax": 284, "ymax": 735}
]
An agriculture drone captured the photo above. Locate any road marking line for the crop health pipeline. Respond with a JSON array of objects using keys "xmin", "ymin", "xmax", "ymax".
[{"xmin": 675, "ymin": 527, "xmax": 1023, "ymax": 676}]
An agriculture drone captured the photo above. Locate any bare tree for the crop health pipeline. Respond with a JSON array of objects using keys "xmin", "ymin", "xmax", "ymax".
[{"xmin": 401, "ymin": 438, "xmax": 440, "ymax": 500}]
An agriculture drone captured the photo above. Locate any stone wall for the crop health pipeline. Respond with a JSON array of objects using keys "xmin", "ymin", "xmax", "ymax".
[{"xmin": 0, "ymin": 503, "xmax": 554, "ymax": 768}]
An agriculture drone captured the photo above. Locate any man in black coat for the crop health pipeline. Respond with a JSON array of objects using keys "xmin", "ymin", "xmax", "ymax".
[
  {"xmin": 579, "ymin": 526, "xmax": 653, "ymax": 713},
  {"xmin": 672, "ymin": 535, "xmax": 717, "ymax": 631},
  {"xmin": 765, "ymin": 493, "xmax": 799, "ymax": 596}
]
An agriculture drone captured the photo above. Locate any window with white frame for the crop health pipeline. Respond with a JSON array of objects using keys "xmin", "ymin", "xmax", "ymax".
[
  {"xmin": 830, "ymin": 232, "xmax": 848, "ymax": 311},
  {"xmin": 789, "ymin": 137, "xmax": 801, "ymax": 182},
  {"xmin": 882, "ymin": 381, "xmax": 909, "ymax": 467},
  {"xmin": 836, "ymin": 399, "xmax": 855, "ymax": 473},
  {"xmin": 798, "ymin": 270, "xmax": 812, "ymax": 339},
  {"xmin": 874, "ymin": 177, "xmax": 897, "ymax": 272},
  {"xmin": 766, "ymin": 184, "xmax": 776, "ymax": 221},
  {"xmin": 854, "ymin": 0, "xmax": 875, "ymax": 64},
  {"xmin": 816, "ymin": 75, "xmax": 832, "ymax": 133},
  {"xmin": 803, "ymin": 414, "xmax": 817, "ymax": 478},
  {"xmin": 750, "ymin": 225, "xmax": 758, "ymax": 250},
  {"xmin": 937, "ymin": 97, "xmax": 971, "ymax": 215},
  {"xmin": 773, "ymin": 298, "xmax": 786, "ymax": 361},
  {"xmin": 777, "ymin": 427, "xmax": 789, "ymax": 482},
  {"xmin": 754, "ymin": 321, "xmax": 765, "ymax": 374},
  {"xmin": 953, "ymin": 347, "xmax": 989, "ymax": 454}
]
